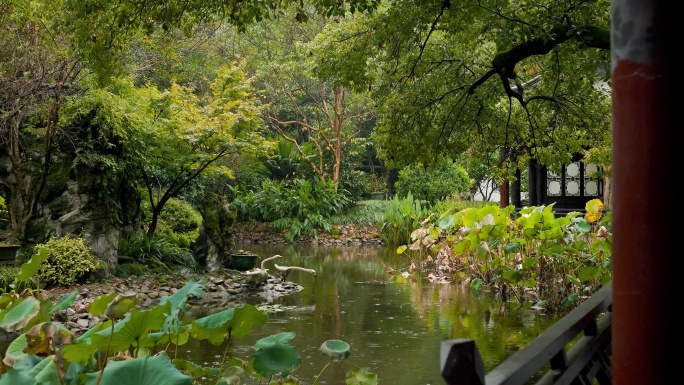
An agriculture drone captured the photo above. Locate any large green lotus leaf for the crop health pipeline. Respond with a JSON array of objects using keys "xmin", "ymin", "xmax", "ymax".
[
  {"xmin": 0, "ymin": 369, "xmax": 34, "ymax": 385},
  {"xmin": 11, "ymin": 354, "xmax": 42, "ymax": 371},
  {"xmin": 1, "ymin": 354, "xmax": 43, "ymax": 382},
  {"xmin": 345, "ymin": 367, "xmax": 378, "ymax": 385},
  {"xmin": 73, "ymin": 320, "xmax": 113, "ymax": 343},
  {"xmin": 62, "ymin": 360, "xmax": 90, "ymax": 385},
  {"xmin": 0, "ymin": 297, "xmax": 40, "ymax": 332},
  {"xmin": 107, "ymin": 296, "xmax": 139, "ymax": 319},
  {"xmin": 49, "ymin": 290, "xmax": 78, "ymax": 313},
  {"xmin": 84, "ymin": 352, "xmax": 192, "ymax": 385},
  {"xmin": 3, "ymin": 334, "xmax": 28, "ymax": 366},
  {"xmin": 25, "ymin": 354, "xmax": 59, "ymax": 384},
  {"xmin": 88, "ymin": 292, "xmax": 116, "ymax": 317},
  {"xmin": 160, "ymin": 279, "xmax": 207, "ymax": 313},
  {"xmin": 90, "ymin": 302, "xmax": 171, "ymax": 353},
  {"xmin": 60, "ymin": 340, "xmax": 101, "ymax": 365},
  {"xmin": 251, "ymin": 341, "xmax": 301, "ymax": 378},
  {"xmin": 254, "ymin": 332, "xmax": 296, "ymax": 350},
  {"xmin": 88, "ymin": 292, "xmax": 139, "ymax": 319},
  {"xmin": 190, "ymin": 304, "xmax": 267, "ymax": 344},
  {"xmin": 573, "ymin": 217, "xmax": 592, "ymax": 233},
  {"xmin": 159, "ymin": 280, "xmax": 207, "ymax": 335},
  {"xmin": 319, "ymin": 339, "xmax": 351, "ymax": 359},
  {"xmin": 13, "ymin": 247, "xmax": 48, "ymax": 283},
  {"xmin": 161, "ymin": 308, "xmax": 184, "ymax": 334},
  {"xmin": 438, "ymin": 215, "xmax": 454, "ymax": 230},
  {"xmin": 61, "ymin": 318, "xmax": 118, "ymax": 364}
]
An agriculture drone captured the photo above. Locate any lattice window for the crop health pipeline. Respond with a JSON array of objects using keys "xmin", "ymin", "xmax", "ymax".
[
  {"xmin": 546, "ymin": 162, "xmax": 602, "ymax": 198},
  {"xmin": 585, "ymin": 163, "xmax": 600, "ymax": 196},
  {"xmin": 566, "ymin": 162, "xmax": 581, "ymax": 196},
  {"xmin": 548, "ymin": 169, "xmax": 563, "ymax": 197}
]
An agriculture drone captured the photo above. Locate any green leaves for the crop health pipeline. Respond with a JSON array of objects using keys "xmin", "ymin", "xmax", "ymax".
[
  {"xmin": 190, "ymin": 304, "xmax": 268, "ymax": 344},
  {"xmin": 0, "ymin": 355, "xmax": 45, "ymax": 385},
  {"xmin": 318, "ymin": 340, "xmax": 352, "ymax": 359},
  {"xmin": 12, "ymin": 247, "xmax": 48, "ymax": 286},
  {"xmin": 252, "ymin": 341, "xmax": 301, "ymax": 378},
  {"xmin": 403, "ymin": 201, "xmax": 612, "ymax": 312},
  {"xmin": 0, "ymin": 297, "xmax": 40, "ymax": 333},
  {"xmin": 0, "ymin": 275, "xmax": 378, "ymax": 385},
  {"xmin": 346, "ymin": 367, "xmax": 378, "ymax": 385},
  {"xmin": 91, "ymin": 303, "xmax": 172, "ymax": 354},
  {"xmin": 49, "ymin": 291, "xmax": 78, "ymax": 314},
  {"xmin": 83, "ymin": 353, "xmax": 192, "ymax": 385}
]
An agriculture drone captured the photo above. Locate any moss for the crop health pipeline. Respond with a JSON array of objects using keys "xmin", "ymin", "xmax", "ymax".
[
  {"xmin": 42, "ymin": 162, "xmax": 71, "ymax": 203},
  {"xmin": 330, "ymin": 226, "xmax": 341, "ymax": 239},
  {"xmin": 142, "ymin": 197, "xmax": 202, "ymax": 240},
  {"xmin": 201, "ymin": 193, "xmax": 236, "ymax": 250}
]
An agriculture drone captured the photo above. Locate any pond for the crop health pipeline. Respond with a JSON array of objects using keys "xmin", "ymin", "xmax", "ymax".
[{"xmin": 180, "ymin": 241, "xmax": 559, "ymax": 384}]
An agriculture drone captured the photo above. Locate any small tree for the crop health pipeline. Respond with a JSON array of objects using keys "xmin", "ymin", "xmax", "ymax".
[
  {"xmin": 395, "ymin": 161, "xmax": 471, "ymax": 204},
  {"xmin": 137, "ymin": 63, "xmax": 264, "ymax": 238},
  {"xmin": 0, "ymin": 4, "xmax": 83, "ymax": 244}
]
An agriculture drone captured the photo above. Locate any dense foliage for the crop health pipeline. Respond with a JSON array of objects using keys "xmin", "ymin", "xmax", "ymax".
[
  {"xmin": 395, "ymin": 161, "xmax": 471, "ymax": 204},
  {"xmin": 399, "ymin": 199, "xmax": 611, "ymax": 312},
  {"xmin": 309, "ymin": 0, "xmax": 612, "ymax": 180},
  {"xmin": 232, "ymin": 178, "xmax": 352, "ymax": 242},
  {"xmin": 34, "ymin": 237, "xmax": 103, "ymax": 287},
  {"xmin": 141, "ymin": 198, "xmax": 202, "ymax": 248},
  {"xmin": 118, "ymin": 234, "xmax": 201, "ymax": 273}
]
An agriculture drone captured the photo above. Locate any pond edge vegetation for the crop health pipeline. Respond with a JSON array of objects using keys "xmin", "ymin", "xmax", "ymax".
[{"xmin": 0, "ymin": 195, "xmax": 611, "ymax": 384}]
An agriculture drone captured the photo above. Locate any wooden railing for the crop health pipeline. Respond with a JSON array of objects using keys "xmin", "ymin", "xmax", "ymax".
[{"xmin": 440, "ymin": 282, "xmax": 612, "ymax": 385}]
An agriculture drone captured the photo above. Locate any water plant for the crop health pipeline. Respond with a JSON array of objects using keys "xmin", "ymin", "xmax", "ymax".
[
  {"xmin": 0, "ymin": 248, "xmax": 377, "ymax": 384},
  {"xmin": 398, "ymin": 199, "xmax": 612, "ymax": 313},
  {"xmin": 380, "ymin": 192, "xmax": 428, "ymax": 246}
]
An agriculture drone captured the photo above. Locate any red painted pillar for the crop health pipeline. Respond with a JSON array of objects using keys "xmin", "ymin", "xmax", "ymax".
[{"xmin": 611, "ymin": 2, "xmax": 677, "ymax": 384}]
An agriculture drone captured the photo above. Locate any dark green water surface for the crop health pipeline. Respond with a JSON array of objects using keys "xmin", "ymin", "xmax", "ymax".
[{"xmin": 180, "ymin": 242, "xmax": 558, "ymax": 385}]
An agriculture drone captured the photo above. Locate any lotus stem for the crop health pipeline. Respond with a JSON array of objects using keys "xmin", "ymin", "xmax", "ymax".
[{"xmin": 312, "ymin": 358, "xmax": 333, "ymax": 385}]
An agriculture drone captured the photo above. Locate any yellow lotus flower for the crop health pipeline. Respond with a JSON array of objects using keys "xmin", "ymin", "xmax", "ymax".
[{"xmin": 584, "ymin": 199, "xmax": 604, "ymax": 223}]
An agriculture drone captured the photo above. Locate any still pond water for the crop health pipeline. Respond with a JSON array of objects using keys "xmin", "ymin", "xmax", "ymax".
[{"xmin": 181, "ymin": 242, "xmax": 558, "ymax": 385}]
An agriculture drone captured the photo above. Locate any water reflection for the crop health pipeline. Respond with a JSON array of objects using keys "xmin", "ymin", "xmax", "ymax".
[{"xmin": 181, "ymin": 242, "xmax": 558, "ymax": 384}]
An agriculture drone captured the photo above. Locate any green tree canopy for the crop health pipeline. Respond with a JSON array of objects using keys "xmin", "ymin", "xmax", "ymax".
[
  {"xmin": 308, "ymin": 0, "xmax": 612, "ymax": 181},
  {"xmin": 63, "ymin": 63, "xmax": 264, "ymax": 238}
]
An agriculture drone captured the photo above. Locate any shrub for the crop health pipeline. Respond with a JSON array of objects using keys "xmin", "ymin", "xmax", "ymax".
[
  {"xmin": 141, "ymin": 197, "xmax": 202, "ymax": 245},
  {"xmin": 429, "ymin": 197, "xmax": 495, "ymax": 216},
  {"xmin": 329, "ymin": 200, "xmax": 386, "ymax": 226},
  {"xmin": 35, "ymin": 237, "xmax": 101, "ymax": 287},
  {"xmin": 395, "ymin": 161, "xmax": 471, "ymax": 204},
  {"xmin": 338, "ymin": 169, "xmax": 369, "ymax": 201},
  {"xmin": 118, "ymin": 233, "xmax": 202, "ymax": 273}
]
